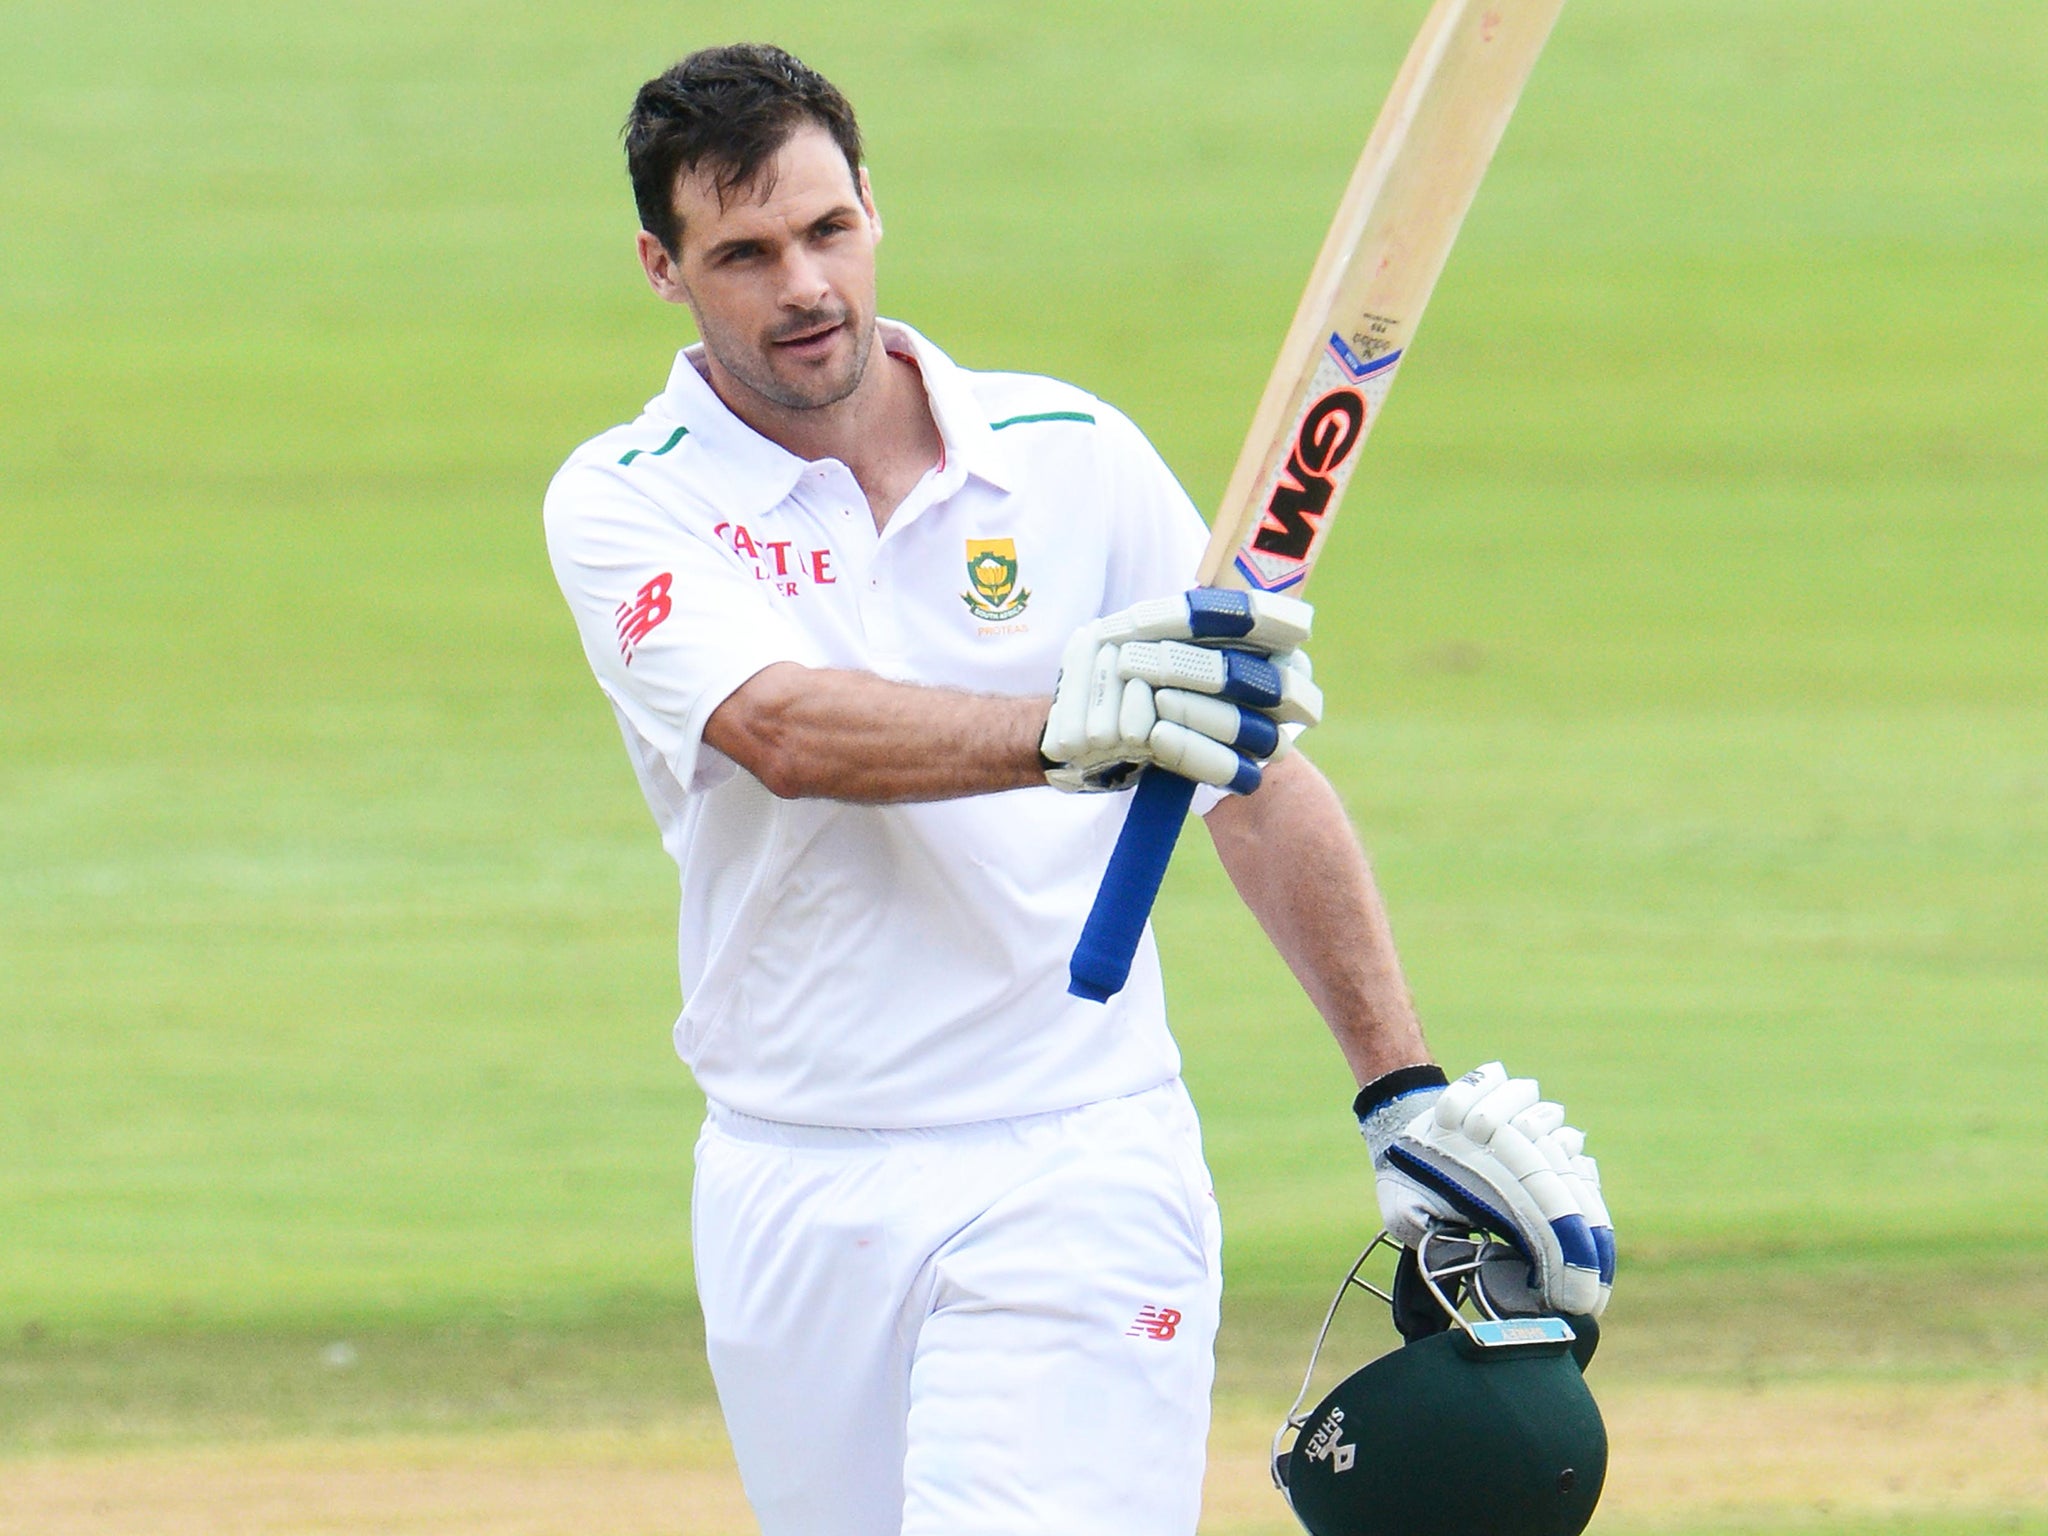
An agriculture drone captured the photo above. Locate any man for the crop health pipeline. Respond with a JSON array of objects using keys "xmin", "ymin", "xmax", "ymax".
[{"xmin": 545, "ymin": 43, "xmax": 1611, "ymax": 1536}]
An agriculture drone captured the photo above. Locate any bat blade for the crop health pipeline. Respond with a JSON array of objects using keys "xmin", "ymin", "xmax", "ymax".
[
  {"xmin": 1206, "ymin": 0, "xmax": 1567, "ymax": 595},
  {"xmin": 1069, "ymin": 0, "xmax": 1568, "ymax": 1003}
]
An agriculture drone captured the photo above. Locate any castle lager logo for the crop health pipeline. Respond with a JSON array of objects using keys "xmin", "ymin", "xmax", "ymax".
[{"xmin": 961, "ymin": 538, "xmax": 1030, "ymax": 622}]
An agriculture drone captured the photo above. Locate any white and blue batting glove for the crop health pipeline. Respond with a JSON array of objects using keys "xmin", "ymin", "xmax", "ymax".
[
  {"xmin": 1355, "ymin": 1062, "xmax": 1615, "ymax": 1318},
  {"xmin": 1041, "ymin": 588, "xmax": 1322, "ymax": 794}
]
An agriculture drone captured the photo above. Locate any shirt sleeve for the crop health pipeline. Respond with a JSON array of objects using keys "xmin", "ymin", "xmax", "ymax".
[
  {"xmin": 1092, "ymin": 404, "xmax": 1212, "ymax": 613},
  {"xmin": 1088, "ymin": 405, "xmax": 1254, "ymax": 817},
  {"xmin": 544, "ymin": 456, "xmax": 825, "ymax": 792}
]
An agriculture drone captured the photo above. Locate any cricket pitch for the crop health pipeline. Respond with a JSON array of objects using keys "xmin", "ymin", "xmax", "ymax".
[{"xmin": 3, "ymin": 1384, "xmax": 2042, "ymax": 1535}]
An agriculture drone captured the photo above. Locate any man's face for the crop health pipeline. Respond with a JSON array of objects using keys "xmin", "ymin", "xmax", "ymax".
[{"xmin": 642, "ymin": 125, "xmax": 882, "ymax": 414}]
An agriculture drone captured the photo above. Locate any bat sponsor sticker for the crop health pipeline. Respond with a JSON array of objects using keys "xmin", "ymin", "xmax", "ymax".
[{"xmin": 1233, "ymin": 335, "xmax": 1404, "ymax": 592}]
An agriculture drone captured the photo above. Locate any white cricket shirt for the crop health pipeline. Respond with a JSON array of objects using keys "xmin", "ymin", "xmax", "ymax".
[{"xmin": 544, "ymin": 321, "xmax": 1212, "ymax": 1128}]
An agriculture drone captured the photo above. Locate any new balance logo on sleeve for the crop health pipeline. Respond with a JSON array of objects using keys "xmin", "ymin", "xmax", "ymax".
[{"xmin": 615, "ymin": 573, "xmax": 673, "ymax": 664}]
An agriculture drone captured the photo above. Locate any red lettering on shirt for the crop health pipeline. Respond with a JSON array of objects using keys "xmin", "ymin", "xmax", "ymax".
[
  {"xmin": 709, "ymin": 521, "xmax": 840, "ymax": 593},
  {"xmin": 615, "ymin": 572, "xmax": 673, "ymax": 665}
]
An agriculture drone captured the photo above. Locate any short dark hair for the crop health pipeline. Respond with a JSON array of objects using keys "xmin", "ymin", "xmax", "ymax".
[{"xmin": 624, "ymin": 44, "xmax": 863, "ymax": 256}]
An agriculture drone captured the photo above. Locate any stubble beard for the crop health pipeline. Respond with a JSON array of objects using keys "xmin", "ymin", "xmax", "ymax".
[{"xmin": 703, "ymin": 303, "xmax": 876, "ymax": 414}]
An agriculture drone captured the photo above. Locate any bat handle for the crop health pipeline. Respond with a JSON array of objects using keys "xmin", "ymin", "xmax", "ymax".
[{"xmin": 1068, "ymin": 767, "xmax": 1199, "ymax": 1002}]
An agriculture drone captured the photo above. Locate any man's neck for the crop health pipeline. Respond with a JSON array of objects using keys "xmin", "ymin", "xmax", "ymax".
[{"xmin": 702, "ymin": 342, "xmax": 942, "ymax": 531}]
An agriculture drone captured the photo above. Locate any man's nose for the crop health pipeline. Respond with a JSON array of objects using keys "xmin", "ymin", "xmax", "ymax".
[{"xmin": 779, "ymin": 247, "xmax": 832, "ymax": 310}]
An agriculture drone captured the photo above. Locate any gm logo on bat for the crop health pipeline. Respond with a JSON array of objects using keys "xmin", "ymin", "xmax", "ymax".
[
  {"xmin": 1238, "ymin": 338, "xmax": 1403, "ymax": 589},
  {"xmin": 1248, "ymin": 385, "xmax": 1367, "ymax": 566}
]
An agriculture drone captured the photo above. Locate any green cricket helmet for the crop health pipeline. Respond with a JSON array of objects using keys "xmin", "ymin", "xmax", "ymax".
[{"xmin": 1273, "ymin": 1226, "xmax": 1606, "ymax": 1536}]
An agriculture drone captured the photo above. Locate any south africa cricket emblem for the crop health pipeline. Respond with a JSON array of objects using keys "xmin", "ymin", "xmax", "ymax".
[{"xmin": 961, "ymin": 538, "xmax": 1030, "ymax": 622}]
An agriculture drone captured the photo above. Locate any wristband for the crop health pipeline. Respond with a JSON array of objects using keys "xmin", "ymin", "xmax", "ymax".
[{"xmin": 1352, "ymin": 1063, "xmax": 1448, "ymax": 1122}]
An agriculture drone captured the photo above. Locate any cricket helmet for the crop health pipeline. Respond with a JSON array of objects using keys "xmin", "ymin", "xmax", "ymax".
[{"xmin": 1273, "ymin": 1226, "xmax": 1606, "ymax": 1536}]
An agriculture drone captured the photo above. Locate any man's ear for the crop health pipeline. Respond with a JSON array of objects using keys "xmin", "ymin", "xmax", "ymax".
[
  {"xmin": 859, "ymin": 166, "xmax": 883, "ymax": 244},
  {"xmin": 636, "ymin": 229, "xmax": 691, "ymax": 305}
]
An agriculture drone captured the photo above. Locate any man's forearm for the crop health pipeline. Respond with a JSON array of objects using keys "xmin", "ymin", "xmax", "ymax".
[
  {"xmin": 1203, "ymin": 751, "xmax": 1431, "ymax": 1084},
  {"xmin": 704, "ymin": 662, "xmax": 1048, "ymax": 802}
]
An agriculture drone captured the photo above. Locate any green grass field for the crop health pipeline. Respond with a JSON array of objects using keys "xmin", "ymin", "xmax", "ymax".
[{"xmin": 3, "ymin": 1, "xmax": 2044, "ymax": 1530}]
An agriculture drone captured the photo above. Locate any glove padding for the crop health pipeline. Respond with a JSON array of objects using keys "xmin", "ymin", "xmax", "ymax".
[
  {"xmin": 1357, "ymin": 1062, "xmax": 1614, "ymax": 1318},
  {"xmin": 1041, "ymin": 588, "xmax": 1321, "ymax": 793}
]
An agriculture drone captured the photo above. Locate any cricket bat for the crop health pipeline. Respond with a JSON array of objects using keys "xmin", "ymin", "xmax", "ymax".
[{"xmin": 1069, "ymin": 0, "xmax": 1569, "ymax": 1002}]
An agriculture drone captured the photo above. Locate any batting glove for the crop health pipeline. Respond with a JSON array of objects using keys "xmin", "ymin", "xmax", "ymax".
[
  {"xmin": 1356, "ymin": 1061, "xmax": 1615, "ymax": 1318},
  {"xmin": 1041, "ymin": 588, "xmax": 1322, "ymax": 793}
]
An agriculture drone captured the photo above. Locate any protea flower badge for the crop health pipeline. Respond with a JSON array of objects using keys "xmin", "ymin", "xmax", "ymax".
[{"xmin": 961, "ymin": 538, "xmax": 1030, "ymax": 623}]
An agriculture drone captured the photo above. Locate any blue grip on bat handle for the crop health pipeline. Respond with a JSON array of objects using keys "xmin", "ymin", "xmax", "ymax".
[{"xmin": 1068, "ymin": 768, "xmax": 1199, "ymax": 1002}]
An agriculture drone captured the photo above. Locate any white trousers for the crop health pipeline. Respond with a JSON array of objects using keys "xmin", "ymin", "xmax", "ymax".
[{"xmin": 691, "ymin": 1079, "xmax": 1223, "ymax": 1536}]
